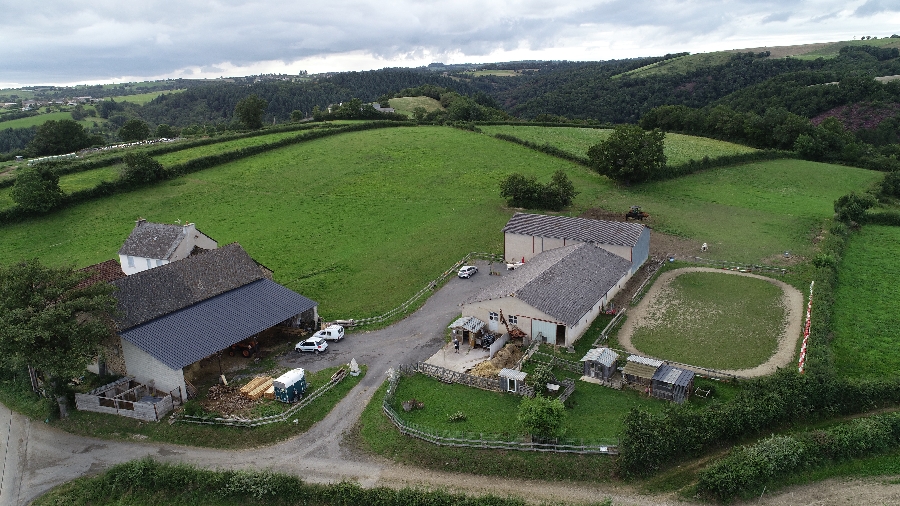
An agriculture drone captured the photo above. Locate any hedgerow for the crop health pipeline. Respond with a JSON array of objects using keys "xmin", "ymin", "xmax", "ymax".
[{"xmin": 696, "ymin": 412, "xmax": 900, "ymax": 502}]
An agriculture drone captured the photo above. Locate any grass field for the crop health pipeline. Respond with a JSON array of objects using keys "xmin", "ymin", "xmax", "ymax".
[
  {"xmin": 629, "ymin": 271, "xmax": 786, "ymax": 370},
  {"xmin": 831, "ymin": 225, "xmax": 900, "ymax": 378},
  {"xmin": 388, "ymin": 96, "xmax": 443, "ymax": 117},
  {"xmin": 478, "ymin": 125, "xmax": 758, "ymax": 166},
  {"xmin": 0, "ymin": 127, "xmax": 880, "ymax": 316},
  {"xmin": 152, "ymin": 129, "xmax": 311, "ymax": 167},
  {"xmin": 794, "ymin": 38, "xmax": 900, "ymax": 59},
  {"xmin": 0, "ymin": 110, "xmax": 105, "ymax": 130},
  {"xmin": 108, "ymin": 89, "xmax": 184, "ymax": 105},
  {"xmin": 463, "ymin": 69, "xmax": 522, "ymax": 77},
  {"xmin": 614, "ymin": 52, "xmax": 735, "ymax": 79},
  {"xmin": 0, "ymin": 126, "xmax": 598, "ymax": 319}
]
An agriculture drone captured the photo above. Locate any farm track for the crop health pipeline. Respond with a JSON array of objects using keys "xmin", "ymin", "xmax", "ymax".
[
  {"xmin": 0, "ymin": 262, "xmax": 896, "ymax": 506},
  {"xmin": 617, "ymin": 267, "xmax": 804, "ymax": 378}
]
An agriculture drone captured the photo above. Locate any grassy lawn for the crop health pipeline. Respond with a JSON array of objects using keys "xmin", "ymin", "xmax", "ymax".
[
  {"xmin": 628, "ymin": 271, "xmax": 786, "ymax": 370},
  {"xmin": 832, "ymin": 225, "xmax": 900, "ymax": 379},
  {"xmin": 52, "ymin": 365, "xmax": 365, "ymax": 449},
  {"xmin": 388, "ymin": 96, "xmax": 443, "ymax": 117},
  {"xmin": 478, "ymin": 125, "xmax": 757, "ymax": 165},
  {"xmin": 109, "ymin": 89, "xmax": 184, "ymax": 105},
  {"xmin": 0, "ymin": 126, "xmax": 596, "ymax": 319},
  {"xmin": 0, "ymin": 111, "xmax": 73, "ymax": 129},
  {"xmin": 355, "ymin": 381, "xmax": 618, "ymax": 483},
  {"xmin": 153, "ymin": 129, "xmax": 315, "ymax": 167},
  {"xmin": 392, "ymin": 372, "xmax": 663, "ymax": 441}
]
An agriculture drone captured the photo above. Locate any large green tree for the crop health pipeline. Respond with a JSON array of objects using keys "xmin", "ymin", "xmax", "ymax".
[
  {"xmin": 0, "ymin": 259, "xmax": 117, "ymax": 393},
  {"xmin": 120, "ymin": 152, "xmax": 165, "ymax": 185},
  {"xmin": 587, "ymin": 125, "xmax": 666, "ymax": 184},
  {"xmin": 26, "ymin": 119, "xmax": 94, "ymax": 156},
  {"xmin": 234, "ymin": 94, "xmax": 268, "ymax": 129},
  {"xmin": 117, "ymin": 118, "xmax": 151, "ymax": 142},
  {"xmin": 10, "ymin": 166, "xmax": 64, "ymax": 213}
]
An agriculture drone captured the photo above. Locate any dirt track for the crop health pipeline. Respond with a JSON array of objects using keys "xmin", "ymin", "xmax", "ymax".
[{"xmin": 617, "ymin": 267, "xmax": 804, "ymax": 378}]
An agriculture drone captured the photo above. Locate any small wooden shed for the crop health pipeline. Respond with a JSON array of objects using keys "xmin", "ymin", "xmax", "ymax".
[
  {"xmin": 651, "ymin": 364, "xmax": 695, "ymax": 404},
  {"xmin": 449, "ymin": 315, "xmax": 486, "ymax": 347},
  {"xmin": 581, "ymin": 347, "xmax": 619, "ymax": 380},
  {"xmin": 622, "ymin": 355, "xmax": 663, "ymax": 387},
  {"xmin": 498, "ymin": 368, "xmax": 528, "ymax": 394}
]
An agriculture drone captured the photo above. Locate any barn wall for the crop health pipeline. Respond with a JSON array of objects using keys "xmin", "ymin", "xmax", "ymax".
[
  {"xmin": 121, "ymin": 339, "xmax": 186, "ymax": 396},
  {"xmin": 630, "ymin": 227, "xmax": 651, "ymax": 275},
  {"xmin": 462, "ymin": 298, "xmax": 562, "ymax": 342}
]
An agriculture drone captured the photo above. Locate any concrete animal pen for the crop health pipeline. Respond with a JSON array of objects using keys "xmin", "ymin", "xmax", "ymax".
[{"xmin": 75, "ymin": 376, "xmax": 178, "ymax": 422}]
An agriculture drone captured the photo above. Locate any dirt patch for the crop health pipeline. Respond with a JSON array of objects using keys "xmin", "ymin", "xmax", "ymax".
[
  {"xmin": 617, "ymin": 267, "xmax": 804, "ymax": 378},
  {"xmin": 579, "ymin": 208, "xmax": 704, "ymax": 259},
  {"xmin": 200, "ymin": 384, "xmax": 261, "ymax": 416},
  {"xmin": 469, "ymin": 344, "xmax": 523, "ymax": 377}
]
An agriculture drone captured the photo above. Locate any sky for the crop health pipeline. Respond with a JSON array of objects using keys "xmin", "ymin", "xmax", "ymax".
[{"xmin": 2, "ymin": 0, "xmax": 900, "ymax": 88}]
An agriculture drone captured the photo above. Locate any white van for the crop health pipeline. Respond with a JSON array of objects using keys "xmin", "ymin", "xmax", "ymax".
[{"xmin": 313, "ymin": 324, "xmax": 345, "ymax": 341}]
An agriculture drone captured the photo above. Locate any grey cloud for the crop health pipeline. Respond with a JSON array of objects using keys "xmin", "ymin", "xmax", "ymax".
[
  {"xmin": 762, "ymin": 12, "xmax": 791, "ymax": 23},
  {"xmin": 853, "ymin": 0, "xmax": 900, "ymax": 16}
]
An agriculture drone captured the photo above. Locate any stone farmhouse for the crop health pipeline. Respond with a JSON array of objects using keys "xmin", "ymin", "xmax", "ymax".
[{"xmin": 118, "ymin": 219, "xmax": 217, "ymax": 275}]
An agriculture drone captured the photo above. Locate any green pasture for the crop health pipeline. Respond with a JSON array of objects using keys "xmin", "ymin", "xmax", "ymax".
[
  {"xmin": 391, "ymin": 373, "xmax": 662, "ymax": 441},
  {"xmin": 388, "ymin": 96, "xmax": 443, "ymax": 117},
  {"xmin": 0, "ymin": 126, "xmax": 599, "ymax": 319},
  {"xmin": 628, "ymin": 271, "xmax": 787, "ymax": 370},
  {"xmin": 108, "ymin": 89, "xmax": 184, "ymax": 105},
  {"xmin": 478, "ymin": 125, "xmax": 757, "ymax": 166},
  {"xmin": 57, "ymin": 166, "xmax": 120, "ymax": 193},
  {"xmin": 464, "ymin": 70, "xmax": 522, "ymax": 77},
  {"xmin": 152, "ymin": 130, "xmax": 313, "ymax": 166},
  {"xmin": 0, "ymin": 110, "xmax": 104, "ymax": 130},
  {"xmin": 794, "ymin": 38, "xmax": 900, "ymax": 60},
  {"xmin": 614, "ymin": 52, "xmax": 735, "ymax": 79},
  {"xmin": 832, "ymin": 225, "xmax": 900, "ymax": 379}
]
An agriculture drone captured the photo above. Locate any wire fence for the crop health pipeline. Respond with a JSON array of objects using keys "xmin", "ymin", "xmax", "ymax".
[
  {"xmin": 337, "ymin": 252, "xmax": 503, "ymax": 327},
  {"xmin": 383, "ymin": 368, "xmax": 617, "ymax": 454},
  {"xmin": 178, "ymin": 369, "xmax": 348, "ymax": 427}
]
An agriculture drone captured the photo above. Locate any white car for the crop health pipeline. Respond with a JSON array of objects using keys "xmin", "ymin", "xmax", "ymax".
[
  {"xmin": 313, "ymin": 324, "xmax": 344, "ymax": 342},
  {"xmin": 295, "ymin": 336, "xmax": 328, "ymax": 354},
  {"xmin": 458, "ymin": 265, "xmax": 478, "ymax": 278}
]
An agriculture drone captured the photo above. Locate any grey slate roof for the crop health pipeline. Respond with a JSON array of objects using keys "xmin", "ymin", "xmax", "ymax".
[
  {"xmin": 502, "ymin": 212, "xmax": 645, "ymax": 247},
  {"xmin": 652, "ymin": 364, "xmax": 695, "ymax": 387},
  {"xmin": 463, "ymin": 243, "xmax": 631, "ymax": 327},
  {"xmin": 119, "ymin": 279, "xmax": 317, "ymax": 370},
  {"xmin": 112, "ymin": 243, "xmax": 265, "ymax": 330},
  {"xmin": 118, "ymin": 221, "xmax": 191, "ymax": 260}
]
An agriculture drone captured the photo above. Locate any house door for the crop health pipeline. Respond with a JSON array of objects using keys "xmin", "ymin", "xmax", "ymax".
[
  {"xmin": 532, "ymin": 320, "xmax": 556, "ymax": 344},
  {"xmin": 556, "ymin": 324, "xmax": 566, "ymax": 346},
  {"xmin": 488, "ymin": 312, "xmax": 499, "ymax": 332}
]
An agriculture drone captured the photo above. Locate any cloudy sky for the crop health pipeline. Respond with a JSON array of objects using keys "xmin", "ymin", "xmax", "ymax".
[{"xmin": 2, "ymin": 0, "xmax": 899, "ymax": 87}]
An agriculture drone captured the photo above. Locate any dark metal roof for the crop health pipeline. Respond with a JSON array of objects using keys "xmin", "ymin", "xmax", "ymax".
[
  {"xmin": 120, "ymin": 279, "xmax": 318, "ymax": 370},
  {"xmin": 464, "ymin": 243, "xmax": 631, "ymax": 327},
  {"xmin": 502, "ymin": 212, "xmax": 646, "ymax": 247},
  {"xmin": 112, "ymin": 243, "xmax": 264, "ymax": 330},
  {"xmin": 652, "ymin": 364, "xmax": 695, "ymax": 387},
  {"xmin": 118, "ymin": 221, "xmax": 189, "ymax": 259}
]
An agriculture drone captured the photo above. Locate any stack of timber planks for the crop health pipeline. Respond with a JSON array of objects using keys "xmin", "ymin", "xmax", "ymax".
[{"xmin": 240, "ymin": 376, "xmax": 273, "ymax": 400}]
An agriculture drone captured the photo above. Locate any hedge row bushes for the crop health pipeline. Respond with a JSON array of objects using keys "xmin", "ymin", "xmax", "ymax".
[
  {"xmin": 616, "ymin": 222, "xmax": 895, "ymax": 477},
  {"xmin": 0, "ymin": 122, "xmax": 336, "ymax": 190},
  {"xmin": 0, "ymin": 121, "xmax": 413, "ymax": 226},
  {"xmin": 492, "ymin": 131, "xmax": 796, "ymax": 181},
  {"xmin": 37, "ymin": 457, "xmax": 574, "ymax": 506},
  {"xmin": 697, "ymin": 412, "xmax": 900, "ymax": 501}
]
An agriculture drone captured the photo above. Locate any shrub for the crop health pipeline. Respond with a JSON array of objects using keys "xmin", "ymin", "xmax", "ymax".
[
  {"xmin": 120, "ymin": 152, "xmax": 165, "ymax": 185},
  {"xmin": 587, "ymin": 125, "xmax": 666, "ymax": 184},
  {"xmin": 834, "ymin": 191, "xmax": 877, "ymax": 223},
  {"xmin": 10, "ymin": 165, "xmax": 64, "ymax": 213},
  {"xmin": 697, "ymin": 435, "xmax": 805, "ymax": 501},
  {"xmin": 499, "ymin": 170, "xmax": 577, "ymax": 211},
  {"xmin": 517, "ymin": 395, "xmax": 566, "ymax": 439},
  {"xmin": 448, "ymin": 411, "xmax": 467, "ymax": 422}
]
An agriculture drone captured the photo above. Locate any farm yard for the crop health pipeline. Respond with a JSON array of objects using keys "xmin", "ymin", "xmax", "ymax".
[{"xmin": 831, "ymin": 225, "xmax": 900, "ymax": 379}]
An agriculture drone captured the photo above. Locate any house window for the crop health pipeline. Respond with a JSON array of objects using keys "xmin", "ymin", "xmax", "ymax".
[
  {"xmin": 489, "ymin": 312, "xmax": 499, "ymax": 322},
  {"xmin": 127, "ymin": 256, "xmax": 135, "ymax": 267},
  {"xmin": 508, "ymin": 315, "xmax": 518, "ymax": 325}
]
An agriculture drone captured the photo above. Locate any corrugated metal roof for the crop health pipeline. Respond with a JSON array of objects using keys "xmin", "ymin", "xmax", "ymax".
[
  {"xmin": 652, "ymin": 364, "xmax": 695, "ymax": 387},
  {"xmin": 499, "ymin": 368, "xmax": 527, "ymax": 381},
  {"xmin": 463, "ymin": 243, "xmax": 631, "ymax": 327},
  {"xmin": 627, "ymin": 355, "xmax": 664, "ymax": 368},
  {"xmin": 448, "ymin": 316, "xmax": 486, "ymax": 333},
  {"xmin": 581, "ymin": 347, "xmax": 618, "ymax": 367},
  {"xmin": 502, "ymin": 212, "xmax": 646, "ymax": 247},
  {"xmin": 119, "ymin": 279, "xmax": 317, "ymax": 370}
]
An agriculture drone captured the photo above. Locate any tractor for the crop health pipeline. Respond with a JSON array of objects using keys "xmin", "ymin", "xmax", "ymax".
[{"xmin": 625, "ymin": 206, "xmax": 650, "ymax": 221}]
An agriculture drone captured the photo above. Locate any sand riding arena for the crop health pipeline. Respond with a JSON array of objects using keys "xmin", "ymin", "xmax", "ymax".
[{"xmin": 617, "ymin": 267, "xmax": 804, "ymax": 378}]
